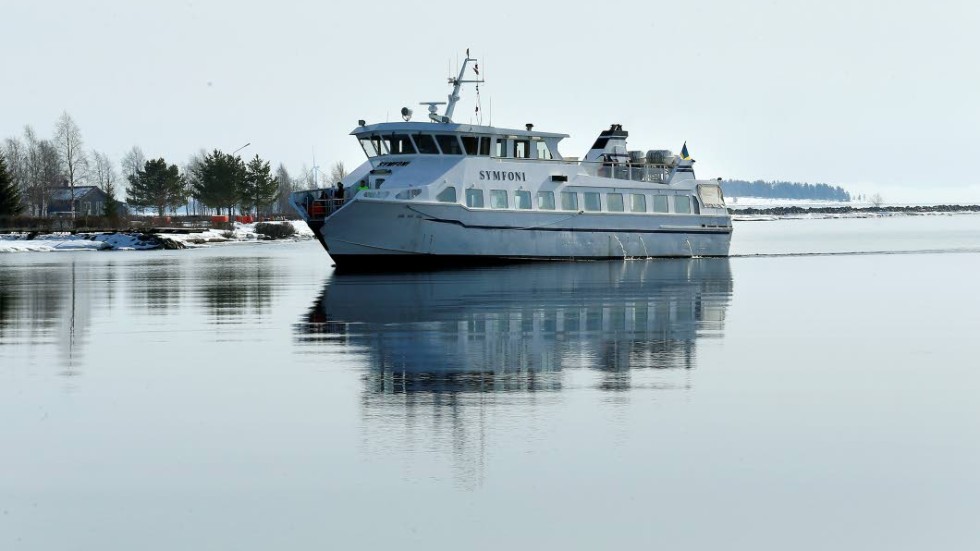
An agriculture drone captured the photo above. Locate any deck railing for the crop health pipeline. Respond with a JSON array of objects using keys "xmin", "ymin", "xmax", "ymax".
[
  {"xmin": 485, "ymin": 156, "xmax": 675, "ymax": 184},
  {"xmin": 292, "ymin": 189, "xmax": 346, "ymax": 221}
]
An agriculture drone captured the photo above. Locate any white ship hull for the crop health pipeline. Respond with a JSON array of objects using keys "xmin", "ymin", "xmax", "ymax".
[{"xmin": 315, "ymin": 199, "xmax": 731, "ymax": 269}]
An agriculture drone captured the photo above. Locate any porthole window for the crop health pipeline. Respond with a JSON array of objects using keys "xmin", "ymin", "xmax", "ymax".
[
  {"xmin": 607, "ymin": 193, "xmax": 624, "ymax": 212},
  {"xmin": 674, "ymin": 195, "xmax": 692, "ymax": 214},
  {"xmin": 437, "ymin": 187, "xmax": 457, "ymax": 203},
  {"xmin": 583, "ymin": 192, "xmax": 601, "ymax": 212},
  {"xmin": 490, "ymin": 189, "xmax": 509, "ymax": 209},
  {"xmin": 631, "ymin": 194, "xmax": 646, "ymax": 212},
  {"xmin": 465, "ymin": 188, "xmax": 485, "ymax": 208},
  {"xmin": 560, "ymin": 191, "xmax": 578, "ymax": 211},
  {"xmin": 515, "ymin": 190, "xmax": 532, "ymax": 209},
  {"xmin": 537, "ymin": 191, "xmax": 556, "ymax": 210}
]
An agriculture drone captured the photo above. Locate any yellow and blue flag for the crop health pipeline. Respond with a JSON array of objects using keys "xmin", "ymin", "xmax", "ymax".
[{"xmin": 680, "ymin": 142, "xmax": 691, "ymax": 160}]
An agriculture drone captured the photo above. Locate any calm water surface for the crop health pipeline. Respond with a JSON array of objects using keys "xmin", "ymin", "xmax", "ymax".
[{"xmin": 2, "ymin": 215, "xmax": 980, "ymax": 550}]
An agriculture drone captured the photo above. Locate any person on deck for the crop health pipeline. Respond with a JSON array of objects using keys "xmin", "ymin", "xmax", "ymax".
[{"xmin": 356, "ymin": 180, "xmax": 369, "ymax": 195}]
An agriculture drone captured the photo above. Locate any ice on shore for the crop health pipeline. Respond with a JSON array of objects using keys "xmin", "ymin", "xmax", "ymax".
[{"xmin": 0, "ymin": 220, "xmax": 313, "ymax": 253}]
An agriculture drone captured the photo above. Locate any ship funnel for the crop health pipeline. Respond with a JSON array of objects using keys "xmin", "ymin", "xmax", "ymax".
[{"xmin": 583, "ymin": 124, "xmax": 629, "ymax": 163}]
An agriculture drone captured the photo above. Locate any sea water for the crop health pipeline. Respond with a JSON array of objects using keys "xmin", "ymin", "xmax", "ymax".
[{"xmin": 2, "ymin": 214, "xmax": 979, "ymax": 550}]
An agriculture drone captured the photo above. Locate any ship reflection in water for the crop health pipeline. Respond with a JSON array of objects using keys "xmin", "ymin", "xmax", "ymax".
[{"xmin": 297, "ymin": 258, "xmax": 733, "ymax": 393}]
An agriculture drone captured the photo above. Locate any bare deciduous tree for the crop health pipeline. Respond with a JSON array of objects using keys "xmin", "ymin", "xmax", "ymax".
[
  {"xmin": 3, "ymin": 138, "xmax": 28, "ymax": 207},
  {"xmin": 90, "ymin": 151, "xmax": 117, "ymax": 195},
  {"xmin": 120, "ymin": 145, "xmax": 146, "ymax": 199},
  {"xmin": 274, "ymin": 163, "xmax": 293, "ymax": 215},
  {"xmin": 21, "ymin": 126, "xmax": 58, "ymax": 216},
  {"xmin": 38, "ymin": 140, "xmax": 62, "ymax": 216},
  {"xmin": 300, "ymin": 164, "xmax": 317, "ymax": 190},
  {"xmin": 328, "ymin": 161, "xmax": 347, "ymax": 184},
  {"xmin": 54, "ymin": 112, "xmax": 89, "ymax": 219}
]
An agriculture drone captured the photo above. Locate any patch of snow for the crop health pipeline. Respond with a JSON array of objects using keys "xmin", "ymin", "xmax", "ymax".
[{"xmin": 0, "ymin": 220, "xmax": 313, "ymax": 253}]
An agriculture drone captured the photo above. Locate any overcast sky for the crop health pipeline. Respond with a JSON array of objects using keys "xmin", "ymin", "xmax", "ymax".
[{"xmin": 4, "ymin": 0, "xmax": 978, "ymax": 201}]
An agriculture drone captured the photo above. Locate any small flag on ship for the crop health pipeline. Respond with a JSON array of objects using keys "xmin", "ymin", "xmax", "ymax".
[
  {"xmin": 474, "ymin": 63, "xmax": 479, "ymax": 75},
  {"xmin": 681, "ymin": 142, "xmax": 691, "ymax": 160}
]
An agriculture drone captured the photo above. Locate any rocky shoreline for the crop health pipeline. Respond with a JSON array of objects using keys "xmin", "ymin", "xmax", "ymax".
[{"xmin": 0, "ymin": 221, "xmax": 313, "ymax": 252}]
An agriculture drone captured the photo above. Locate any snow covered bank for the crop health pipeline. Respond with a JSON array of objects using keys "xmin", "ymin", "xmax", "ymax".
[
  {"xmin": 0, "ymin": 220, "xmax": 313, "ymax": 253},
  {"xmin": 156, "ymin": 220, "xmax": 314, "ymax": 248}
]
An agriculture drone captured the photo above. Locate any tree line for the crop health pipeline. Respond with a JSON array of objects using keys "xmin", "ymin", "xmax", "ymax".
[
  {"xmin": 0, "ymin": 111, "xmax": 347, "ymax": 219},
  {"xmin": 721, "ymin": 179, "xmax": 851, "ymax": 201}
]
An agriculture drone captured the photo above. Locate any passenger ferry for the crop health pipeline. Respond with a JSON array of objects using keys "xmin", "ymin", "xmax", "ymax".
[{"xmin": 291, "ymin": 53, "xmax": 732, "ymax": 270}]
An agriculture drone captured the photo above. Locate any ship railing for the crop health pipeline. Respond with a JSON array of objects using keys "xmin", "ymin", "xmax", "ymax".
[
  {"xmin": 489, "ymin": 157, "xmax": 673, "ymax": 184},
  {"xmin": 581, "ymin": 161, "xmax": 672, "ymax": 184},
  {"xmin": 291, "ymin": 189, "xmax": 346, "ymax": 221}
]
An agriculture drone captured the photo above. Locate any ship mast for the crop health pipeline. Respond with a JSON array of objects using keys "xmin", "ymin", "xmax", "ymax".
[{"xmin": 425, "ymin": 52, "xmax": 484, "ymax": 123}]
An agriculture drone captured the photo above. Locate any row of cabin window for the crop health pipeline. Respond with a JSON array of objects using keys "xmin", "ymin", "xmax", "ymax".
[
  {"xmin": 437, "ymin": 188, "xmax": 699, "ymax": 214},
  {"xmin": 361, "ymin": 134, "xmax": 553, "ymax": 159}
]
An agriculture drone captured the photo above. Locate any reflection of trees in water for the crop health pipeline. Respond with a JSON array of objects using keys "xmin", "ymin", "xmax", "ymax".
[
  {"xmin": 197, "ymin": 258, "xmax": 274, "ymax": 319},
  {"xmin": 0, "ymin": 264, "xmax": 67, "ymax": 339},
  {"xmin": 0, "ymin": 260, "xmax": 115, "ymax": 371},
  {"xmin": 126, "ymin": 259, "xmax": 184, "ymax": 314}
]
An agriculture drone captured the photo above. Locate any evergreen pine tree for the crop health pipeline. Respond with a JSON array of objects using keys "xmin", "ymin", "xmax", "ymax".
[
  {"xmin": 0, "ymin": 153, "xmax": 25, "ymax": 216},
  {"xmin": 190, "ymin": 150, "xmax": 246, "ymax": 217},
  {"xmin": 102, "ymin": 179, "xmax": 122, "ymax": 219},
  {"xmin": 127, "ymin": 158, "xmax": 185, "ymax": 216},
  {"xmin": 241, "ymin": 155, "xmax": 280, "ymax": 216}
]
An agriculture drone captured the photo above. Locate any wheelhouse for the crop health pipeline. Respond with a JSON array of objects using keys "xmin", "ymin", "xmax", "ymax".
[{"xmin": 353, "ymin": 123, "xmax": 567, "ymax": 163}]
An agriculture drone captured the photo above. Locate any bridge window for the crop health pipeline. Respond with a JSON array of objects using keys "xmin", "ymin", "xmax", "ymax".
[
  {"xmin": 631, "ymin": 194, "xmax": 646, "ymax": 212},
  {"xmin": 413, "ymin": 134, "xmax": 440, "ymax": 154},
  {"xmin": 383, "ymin": 134, "xmax": 416, "ymax": 155},
  {"xmin": 653, "ymin": 195, "xmax": 669, "ymax": 213},
  {"xmin": 359, "ymin": 136, "xmax": 382, "ymax": 158},
  {"xmin": 495, "ymin": 138, "xmax": 505, "ymax": 157},
  {"xmin": 513, "ymin": 139, "xmax": 530, "ymax": 158},
  {"xmin": 584, "ymin": 192, "xmax": 601, "ymax": 212},
  {"xmin": 436, "ymin": 135, "xmax": 463, "ymax": 155},
  {"xmin": 674, "ymin": 195, "xmax": 692, "ymax": 214},
  {"xmin": 607, "ymin": 193, "xmax": 624, "ymax": 212},
  {"xmin": 537, "ymin": 191, "xmax": 555, "ymax": 210},
  {"xmin": 437, "ymin": 187, "xmax": 457, "ymax": 203},
  {"xmin": 515, "ymin": 190, "xmax": 532, "ymax": 209},
  {"xmin": 479, "ymin": 137, "xmax": 492, "ymax": 156},
  {"xmin": 535, "ymin": 140, "xmax": 552, "ymax": 160},
  {"xmin": 560, "ymin": 191, "xmax": 578, "ymax": 211},
  {"xmin": 465, "ymin": 188, "xmax": 485, "ymax": 208},
  {"xmin": 461, "ymin": 136, "xmax": 479, "ymax": 155},
  {"xmin": 490, "ymin": 189, "xmax": 509, "ymax": 209}
]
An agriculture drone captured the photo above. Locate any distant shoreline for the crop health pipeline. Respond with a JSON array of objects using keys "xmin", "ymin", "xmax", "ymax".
[{"xmin": 730, "ymin": 204, "xmax": 980, "ymax": 216}]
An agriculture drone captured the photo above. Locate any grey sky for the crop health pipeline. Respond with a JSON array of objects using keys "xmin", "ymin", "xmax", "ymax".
[{"xmin": 4, "ymin": 0, "xmax": 978, "ymax": 201}]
